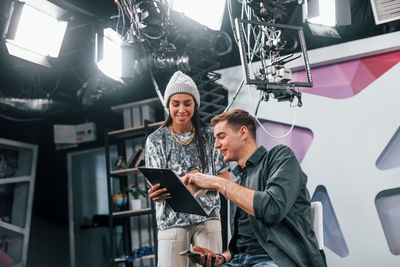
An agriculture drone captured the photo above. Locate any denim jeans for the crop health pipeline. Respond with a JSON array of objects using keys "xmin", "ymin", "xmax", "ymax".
[{"xmin": 221, "ymin": 253, "xmax": 278, "ymax": 267}]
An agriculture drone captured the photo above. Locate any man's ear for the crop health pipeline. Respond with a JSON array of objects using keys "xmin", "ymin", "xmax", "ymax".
[{"xmin": 239, "ymin": 126, "xmax": 248, "ymax": 139}]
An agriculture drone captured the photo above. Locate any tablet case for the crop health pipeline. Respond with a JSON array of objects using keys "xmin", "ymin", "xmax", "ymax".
[{"xmin": 138, "ymin": 167, "xmax": 209, "ymax": 217}]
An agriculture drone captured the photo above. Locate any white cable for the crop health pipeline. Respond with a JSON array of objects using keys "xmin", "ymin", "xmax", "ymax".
[
  {"xmin": 167, "ymin": 0, "xmax": 173, "ymax": 16},
  {"xmin": 227, "ymin": 0, "xmax": 239, "ymax": 43},
  {"xmin": 256, "ymin": 110, "xmax": 298, "ymax": 139},
  {"xmin": 247, "ymin": 85, "xmax": 299, "ymax": 139}
]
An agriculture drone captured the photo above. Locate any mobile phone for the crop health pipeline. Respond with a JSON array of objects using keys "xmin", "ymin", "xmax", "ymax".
[{"xmin": 179, "ymin": 250, "xmax": 216, "ymax": 260}]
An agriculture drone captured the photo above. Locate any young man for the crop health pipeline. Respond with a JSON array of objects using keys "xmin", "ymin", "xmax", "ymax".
[{"xmin": 183, "ymin": 109, "xmax": 327, "ymax": 267}]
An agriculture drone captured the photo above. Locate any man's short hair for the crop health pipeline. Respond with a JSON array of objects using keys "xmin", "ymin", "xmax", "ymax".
[{"xmin": 211, "ymin": 109, "xmax": 257, "ymax": 140}]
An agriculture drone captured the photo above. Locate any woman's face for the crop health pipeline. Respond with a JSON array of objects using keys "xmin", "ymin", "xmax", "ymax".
[{"xmin": 168, "ymin": 93, "xmax": 195, "ymax": 126}]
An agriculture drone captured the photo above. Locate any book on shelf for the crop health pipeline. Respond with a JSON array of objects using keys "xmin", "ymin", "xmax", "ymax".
[{"xmin": 127, "ymin": 148, "xmax": 145, "ymax": 168}]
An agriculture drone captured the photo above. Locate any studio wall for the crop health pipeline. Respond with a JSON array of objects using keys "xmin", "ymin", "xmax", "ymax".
[{"xmin": 216, "ymin": 32, "xmax": 400, "ymax": 266}]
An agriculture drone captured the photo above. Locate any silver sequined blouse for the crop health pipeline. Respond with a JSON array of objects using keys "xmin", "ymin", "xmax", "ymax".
[{"xmin": 145, "ymin": 125, "xmax": 229, "ymax": 230}]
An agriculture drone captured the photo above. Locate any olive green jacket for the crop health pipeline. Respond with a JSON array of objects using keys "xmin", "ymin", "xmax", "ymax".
[{"xmin": 229, "ymin": 145, "xmax": 327, "ymax": 267}]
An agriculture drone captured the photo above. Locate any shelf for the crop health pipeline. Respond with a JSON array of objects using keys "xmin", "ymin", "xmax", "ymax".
[
  {"xmin": 0, "ymin": 221, "xmax": 25, "ymax": 239},
  {"xmin": 107, "ymin": 121, "xmax": 163, "ymax": 141},
  {"xmin": 0, "ymin": 220, "xmax": 25, "ymax": 234},
  {"xmin": 110, "ymin": 167, "xmax": 139, "ymax": 177},
  {"xmin": 0, "ymin": 176, "xmax": 31, "ymax": 185},
  {"xmin": 112, "ymin": 208, "xmax": 153, "ymax": 218},
  {"xmin": 114, "ymin": 254, "xmax": 155, "ymax": 263},
  {"xmin": 0, "ymin": 138, "xmax": 37, "ymax": 267}
]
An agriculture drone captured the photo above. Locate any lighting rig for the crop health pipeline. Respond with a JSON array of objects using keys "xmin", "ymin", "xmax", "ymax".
[
  {"xmin": 226, "ymin": 0, "xmax": 312, "ymax": 111},
  {"xmin": 111, "ymin": 0, "xmax": 189, "ymax": 73},
  {"xmin": 93, "ymin": 0, "xmax": 231, "ymax": 114}
]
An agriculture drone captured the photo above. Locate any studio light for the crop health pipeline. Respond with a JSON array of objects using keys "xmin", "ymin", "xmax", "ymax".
[
  {"xmin": 96, "ymin": 28, "xmax": 135, "ymax": 82},
  {"xmin": 3, "ymin": 0, "xmax": 68, "ymax": 67},
  {"xmin": 306, "ymin": 0, "xmax": 336, "ymax": 26},
  {"xmin": 302, "ymin": 0, "xmax": 351, "ymax": 38},
  {"xmin": 172, "ymin": 0, "xmax": 226, "ymax": 30}
]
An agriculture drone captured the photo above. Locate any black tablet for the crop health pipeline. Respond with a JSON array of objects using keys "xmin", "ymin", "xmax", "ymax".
[{"xmin": 138, "ymin": 167, "xmax": 209, "ymax": 217}]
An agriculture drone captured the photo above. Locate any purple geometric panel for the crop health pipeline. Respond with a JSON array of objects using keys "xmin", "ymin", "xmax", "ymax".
[
  {"xmin": 256, "ymin": 119, "xmax": 313, "ymax": 163},
  {"xmin": 375, "ymin": 187, "xmax": 400, "ymax": 255},
  {"xmin": 312, "ymin": 185, "xmax": 349, "ymax": 258},
  {"xmin": 376, "ymin": 126, "xmax": 400, "ymax": 171}
]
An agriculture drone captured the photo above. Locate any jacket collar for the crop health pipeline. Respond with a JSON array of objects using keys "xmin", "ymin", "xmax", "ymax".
[{"xmin": 232, "ymin": 146, "xmax": 267, "ymax": 176}]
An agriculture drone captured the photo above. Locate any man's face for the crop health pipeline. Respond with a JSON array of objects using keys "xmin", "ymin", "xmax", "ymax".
[{"xmin": 213, "ymin": 121, "xmax": 242, "ymax": 162}]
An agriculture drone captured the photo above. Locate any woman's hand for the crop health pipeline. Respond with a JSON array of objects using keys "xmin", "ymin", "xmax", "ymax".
[{"xmin": 148, "ymin": 183, "xmax": 171, "ymax": 202}]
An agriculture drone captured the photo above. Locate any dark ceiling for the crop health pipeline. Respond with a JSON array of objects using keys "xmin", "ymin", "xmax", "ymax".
[{"xmin": 0, "ymin": 0, "xmax": 399, "ymax": 124}]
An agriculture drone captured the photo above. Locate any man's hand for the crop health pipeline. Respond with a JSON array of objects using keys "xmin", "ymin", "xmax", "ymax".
[
  {"xmin": 183, "ymin": 172, "xmax": 219, "ymax": 191},
  {"xmin": 148, "ymin": 184, "xmax": 171, "ymax": 202},
  {"xmin": 184, "ymin": 169, "xmax": 203, "ymax": 195},
  {"xmin": 189, "ymin": 246, "xmax": 225, "ymax": 267},
  {"xmin": 185, "ymin": 171, "xmax": 256, "ymax": 216}
]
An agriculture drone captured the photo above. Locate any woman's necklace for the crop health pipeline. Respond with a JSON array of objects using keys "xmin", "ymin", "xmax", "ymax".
[{"xmin": 169, "ymin": 125, "xmax": 195, "ymax": 146}]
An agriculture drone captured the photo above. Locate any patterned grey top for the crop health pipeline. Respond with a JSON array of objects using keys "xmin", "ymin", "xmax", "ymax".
[{"xmin": 145, "ymin": 125, "xmax": 229, "ymax": 231}]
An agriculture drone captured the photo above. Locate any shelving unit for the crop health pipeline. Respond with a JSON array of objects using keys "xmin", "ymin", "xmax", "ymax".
[
  {"xmin": 0, "ymin": 138, "xmax": 38, "ymax": 267},
  {"xmin": 105, "ymin": 98, "xmax": 164, "ymax": 267},
  {"xmin": 105, "ymin": 121, "xmax": 161, "ymax": 266}
]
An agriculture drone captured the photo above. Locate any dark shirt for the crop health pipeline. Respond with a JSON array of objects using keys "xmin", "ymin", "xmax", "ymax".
[
  {"xmin": 235, "ymin": 168, "xmax": 266, "ymax": 255},
  {"xmin": 236, "ymin": 208, "xmax": 267, "ymax": 255},
  {"xmin": 228, "ymin": 145, "xmax": 327, "ymax": 267}
]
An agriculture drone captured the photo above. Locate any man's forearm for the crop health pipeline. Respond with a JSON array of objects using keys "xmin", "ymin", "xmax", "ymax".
[{"xmin": 213, "ymin": 178, "xmax": 255, "ymax": 216}]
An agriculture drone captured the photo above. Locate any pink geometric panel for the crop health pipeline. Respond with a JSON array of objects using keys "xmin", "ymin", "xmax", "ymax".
[
  {"xmin": 292, "ymin": 50, "xmax": 400, "ymax": 99},
  {"xmin": 363, "ymin": 51, "xmax": 400, "ymax": 78},
  {"xmin": 350, "ymin": 62, "xmax": 377, "ymax": 95},
  {"xmin": 340, "ymin": 60, "xmax": 361, "ymax": 83}
]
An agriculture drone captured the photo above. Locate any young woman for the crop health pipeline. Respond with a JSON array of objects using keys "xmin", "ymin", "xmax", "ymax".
[{"xmin": 145, "ymin": 71, "xmax": 230, "ymax": 267}]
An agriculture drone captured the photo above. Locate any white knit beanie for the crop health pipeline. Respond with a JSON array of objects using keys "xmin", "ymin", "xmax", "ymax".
[{"xmin": 164, "ymin": 71, "xmax": 200, "ymax": 107}]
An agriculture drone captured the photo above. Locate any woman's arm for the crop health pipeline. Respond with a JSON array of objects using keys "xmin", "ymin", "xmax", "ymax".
[{"xmin": 145, "ymin": 135, "xmax": 171, "ymax": 202}]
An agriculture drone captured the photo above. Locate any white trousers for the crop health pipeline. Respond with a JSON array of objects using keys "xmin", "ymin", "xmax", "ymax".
[{"xmin": 157, "ymin": 220, "xmax": 222, "ymax": 267}]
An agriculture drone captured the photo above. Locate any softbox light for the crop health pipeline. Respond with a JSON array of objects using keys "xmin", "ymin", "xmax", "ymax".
[
  {"xmin": 3, "ymin": 0, "xmax": 68, "ymax": 67},
  {"xmin": 302, "ymin": 0, "xmax": 351, "ymax": 37},
  {"xmin": 172, "ymin": 0, "xmax": 226, "ymax": 31},
  {"xmin": 96, "ymin": 28, "xmax": 136, "ymax": 82}
]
